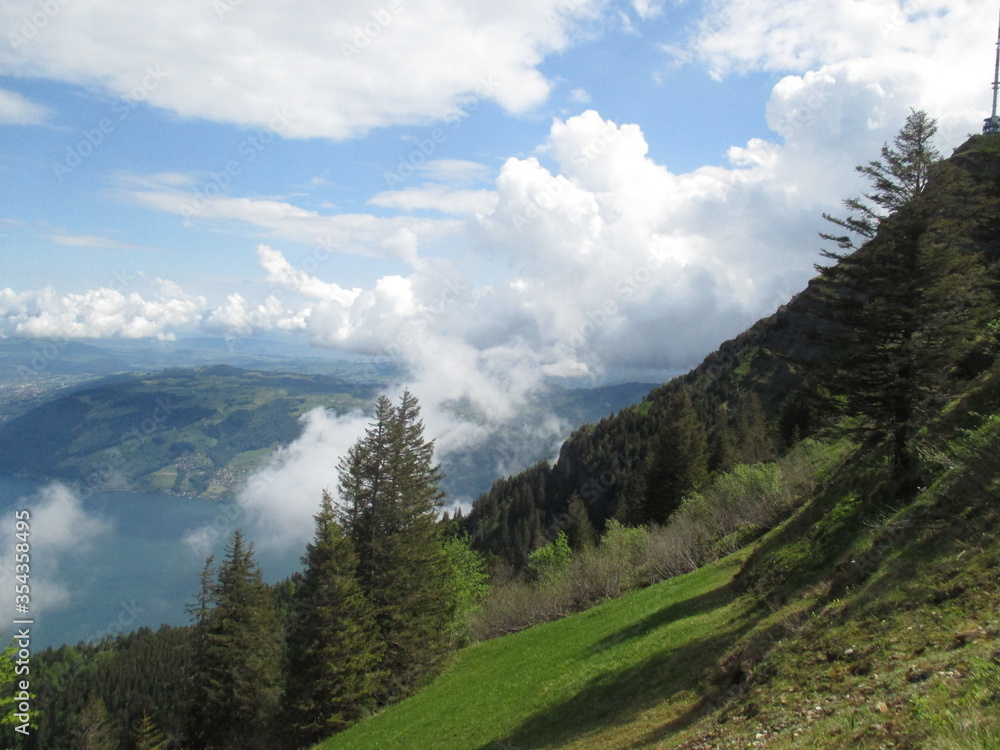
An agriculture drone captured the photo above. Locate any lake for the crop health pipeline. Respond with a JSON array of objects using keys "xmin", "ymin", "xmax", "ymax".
[{"xmin": 0, "ymin": 474, "xmax": 301, "ymax": 649}]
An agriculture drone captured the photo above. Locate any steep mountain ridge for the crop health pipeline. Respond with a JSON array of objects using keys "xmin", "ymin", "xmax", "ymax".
[
  {"xmin": 461, "ymin": 256, "xmax": 829, "ymax": 563},
  {"xmin": 462, "ymin": 132, "xmax": 1000, "ymax": 569},
  {"xmin": 318, "ymin": 132, "xmax": 1000, "ymax": 750}
]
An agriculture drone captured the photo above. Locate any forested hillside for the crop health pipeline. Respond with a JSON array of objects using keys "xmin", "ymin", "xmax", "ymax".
[
  {"xmin": 461, "ymin": 121, "xmax": 1000, "ymax": 573},
  {"xmin": 0, "ymin": 367, "xmax": 376, "ymax": 497},
  {"xmin": 460, "ymin": 277, "xmax": 823, "ymax": 566}
]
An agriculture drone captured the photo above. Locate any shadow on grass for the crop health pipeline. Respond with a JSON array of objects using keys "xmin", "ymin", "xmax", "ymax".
[
  {"xmin": 478, "ymin": 585, "xmax": 757, "ymax": 750},
  {"xmin": 589, "ymin": 583, "xmax": 735, "ymax": 655},
  {"xmin": 731, "ymin": 450, "xmax": 887, "ymax": 601}
]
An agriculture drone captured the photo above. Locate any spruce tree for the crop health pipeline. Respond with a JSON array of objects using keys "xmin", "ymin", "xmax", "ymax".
[
  {"xmin": 732, "ymin": 392, "xmax": 777, "ymax": 465},
  {"xmin": 187, "ymin": 555, "xmax": 216, "ymax": 748},
  {"xmin": 613, "ymin": 461, "xmax": 649, "ymax": 527},
  {"xmin": 821, "ymin": 108, "xmax": 941, "ymax": 251},
  {"xmin": 189, "ymin": 530, "xmax": 283, "ymax": 750},
  {"xmin": 72, "ymin": 696, "xmax": 115, "ymax": 750},
  {"xmin": 642, "ymin": 388, "xmax": 709, "ymax": 524},
  {"xmin": 708, "ymin": 403, "xmax": 736, "ymax": 473},
  {"xmin": 132, "ymin": 712, "xmax": 166, "ymax": 750},
  {"xmin": 563, "ymin": 493, "xmax": 596, "ymax": 550},
  {"xmin": 814, "ymin": 110, "xmax": 990, "ymax": 492},
  {"xmin": 338, "ymin": 390, "xmax": 455, "ymax": 702},
  {"xmin": 285, "ymin": 491, "xmax": 384, "ymax": 746}
]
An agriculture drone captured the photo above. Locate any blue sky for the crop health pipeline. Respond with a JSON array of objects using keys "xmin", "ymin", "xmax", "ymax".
[{"xmin": 0, "ymin": 0, "xmax": 996, "ymax": 405}]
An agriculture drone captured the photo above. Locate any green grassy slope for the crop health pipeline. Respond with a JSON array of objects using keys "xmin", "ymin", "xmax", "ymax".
[
  {"xmin": 321, "ymin": 551, "xmax": 751, "ymax": 750},
  {"xmin": 317, "ymin": 393, "xmax": 1000, "ymax": 750}
]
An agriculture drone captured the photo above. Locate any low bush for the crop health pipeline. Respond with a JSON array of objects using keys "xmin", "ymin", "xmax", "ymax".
[{"xmin": 470, "ymin": 441, "xmax": 829, "ymax": 640}]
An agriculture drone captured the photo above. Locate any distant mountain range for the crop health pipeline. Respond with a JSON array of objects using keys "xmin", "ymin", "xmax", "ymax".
[{"xmin": 0, "ymin": 364, "xmax": 653, "ymax": 501}]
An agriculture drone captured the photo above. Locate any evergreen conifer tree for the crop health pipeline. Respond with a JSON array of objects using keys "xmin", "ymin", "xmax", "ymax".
[
  {"xmin": 708, "ymin": 403, "xmax": 736, "ymax": 473},
  {"xmin": 187, "ymin": 554, "xmax": 216, "ymax": 747},
  {"xmin": 821, "ymin": 108, "xmax": 941, "ymax": 251},
  {"xmin": 189, "ymin": 530, "xmax": 283, "ymax": 749},
  {"xmin": 285, "ymin": 491, "xmax": 385, "ymax": 745},
  {"xmin": 814, "ymin": 110, "xmax": 991, "ymax": 492},
  {"xmin": 72, "ymin": 696, "xmax": 115, "ymax": 750},
  {"xmin": 563, "ymin": 493, "xmax": 596, "ymax": 550},
  {"xmin": 132, "ymin": 712, "xmax": 166, "ymax": 750},
  {"xmin": 732, "ymin": 392, "xmax": 777, "ymax": 465},
  {"xmin": 641, "ymin": 388, "xmax": 709, "ymax": 524},
  {"xmin": 613, "ymin": 462, "xmax": 649, "ymax": 527},
  {"xmin": 338, "ymin": 390, "xmax": 455, "ymax": 701}
]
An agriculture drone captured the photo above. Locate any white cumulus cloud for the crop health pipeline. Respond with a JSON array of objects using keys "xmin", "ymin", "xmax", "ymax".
[
  {"xmin": 0, "ymin": 279, "xmax": 205, "ymax": 340},
  {"xmin": 0, "ymin": 0, "xmax": 605, "ymax": 139},
  {"xmin": 229, "ymin": 408, "xmax": 374, "ymax": 552}
]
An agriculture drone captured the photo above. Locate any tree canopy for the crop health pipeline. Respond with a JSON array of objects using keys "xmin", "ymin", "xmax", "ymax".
[
  {"xmin": 813, "ymin": 110, "xmax": 991, "ymax": 492},
  {"xmin": 821, "ymin": 108, "xmax": 941, "ymax": 252},
  {"xmin": 337, "ymin": 390, "xmax": 456, "ymax": 701},
  {"xmin": 284, "ymin": 491, "xmax": 385, "ymax": 745}
]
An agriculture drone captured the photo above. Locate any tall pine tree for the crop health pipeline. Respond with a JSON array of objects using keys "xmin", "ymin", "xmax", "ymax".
[
  {"xmin": 284, "ymin": 491, "xmax": 384, "ymax": 746},
  {"xmin": 641, "ymin": 388, "xmax": 709, "ymax": 525},
  {"xmin": 72, "ymin": 696, "xmax": 115, "ymax": 750},
  {"xmin": 338, "ymin": 390, "xmax": 455, "ymax": 702},
  {"xmin": 814, "ymin": 110, "xmax": 990, "ymax": 492},
  {"xmin": 131, "ymin": 712, "xmax": 166, "ymax": 750},
  {"xmin": 188, "ymin": 530, "xmax": 283, "ymax": 750},
  {"xmin": 563, "ymin": 493, "xmax": 596, "ymax": 550},
  {"xmin": 731, "ymin": 392, "xmax": 777, "ymax": 465},
  {"xmin": 821, "ymin": 108, "xmax": 941, "ymax": 250}
]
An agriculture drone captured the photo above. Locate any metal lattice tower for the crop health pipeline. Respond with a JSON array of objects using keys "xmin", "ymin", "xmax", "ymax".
[{"xmin": 985, "ymin": 9, "xmax": 1000, "ymax": 134}]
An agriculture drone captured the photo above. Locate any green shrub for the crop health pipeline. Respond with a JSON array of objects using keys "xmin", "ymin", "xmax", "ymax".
[
  {"xmin": 441, "ymin": 534, "xmax": 490, "ymax": 645},
  {"xmin": 529, "ymin": 533, "xmax": 572, "ymax": 584}
]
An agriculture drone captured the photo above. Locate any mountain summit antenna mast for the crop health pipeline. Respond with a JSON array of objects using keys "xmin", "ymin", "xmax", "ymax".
[{"xmin": 985, "ymin": 8, "xmax": 1000, "ymax": 134}]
